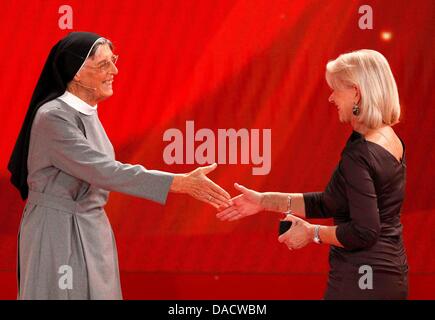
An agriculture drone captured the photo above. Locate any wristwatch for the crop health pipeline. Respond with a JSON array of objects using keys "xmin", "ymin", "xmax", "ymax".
[{"xmin": 313, "ymin": 225, "xmax": 322, "ymax": 244}]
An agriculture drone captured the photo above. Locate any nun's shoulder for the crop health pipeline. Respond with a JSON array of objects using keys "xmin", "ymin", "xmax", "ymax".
[
  {"xmin": 34, "ymin": 99, "xmax": 81, "ymax": 131},
  {"xmin": 37, "ymin": 98, "xmax": 73, "ymax": 117}
]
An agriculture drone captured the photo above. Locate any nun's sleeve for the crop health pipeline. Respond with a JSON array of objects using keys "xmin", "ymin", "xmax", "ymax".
[{"xmin": 36, "ymin": 108, "xmax": 174, "ymax": 205}]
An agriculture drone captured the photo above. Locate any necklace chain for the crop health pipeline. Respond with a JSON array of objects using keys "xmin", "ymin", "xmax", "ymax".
[
  {"xmin": 377, "ymin": 130, "xmax": 390, "ymax": 143},
  {"xmin": 373, "ymin": 129, "xmax": 402, "ymax": 161}
]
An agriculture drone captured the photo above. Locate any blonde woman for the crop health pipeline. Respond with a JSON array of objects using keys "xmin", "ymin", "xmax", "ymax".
[{"xmin": 218, "ymin": 50, "xmax": 408, "ymax": 300}]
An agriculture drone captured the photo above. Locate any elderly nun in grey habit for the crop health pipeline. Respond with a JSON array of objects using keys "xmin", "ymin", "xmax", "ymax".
[{"xmin": 8, "ymin": 32, "xmax": 231, "ymax": 300}]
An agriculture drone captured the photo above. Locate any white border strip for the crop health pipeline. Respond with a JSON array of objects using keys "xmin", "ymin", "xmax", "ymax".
[{"xmin": 75, "ymin": 37, "xmax": 104, "ymax": 74}]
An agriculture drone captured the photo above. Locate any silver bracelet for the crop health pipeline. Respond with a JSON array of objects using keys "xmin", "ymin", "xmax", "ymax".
[
  {"xmin": 285, "ymin": 194, "xmax": 292, "ymax": 214},
  {"xmin": 313, "ymin": 225, "xmax": 322, "ymax": 244}
]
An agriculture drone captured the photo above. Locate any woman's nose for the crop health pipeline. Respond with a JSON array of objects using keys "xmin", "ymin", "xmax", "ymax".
[{"xmin": 328, "ymin": 93, "xmax": 334, "ymax": 103}]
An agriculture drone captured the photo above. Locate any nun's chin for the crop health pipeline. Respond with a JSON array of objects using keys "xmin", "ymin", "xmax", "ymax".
[
  {"xmin": 95, "ymin": 90, "xmax": 114, "ymax": 103},
  {"xmin": 101, "ymin": 88, "xmax": 114, "ymax": 97}
]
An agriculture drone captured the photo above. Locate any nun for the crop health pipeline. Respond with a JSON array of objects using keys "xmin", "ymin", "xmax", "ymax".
[{"xmin": 8, "ymin": 31, "xmax": 231, "ymax": 300}]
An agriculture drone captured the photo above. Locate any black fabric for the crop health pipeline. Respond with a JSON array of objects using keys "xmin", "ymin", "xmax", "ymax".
[
  {"xmin": 324, "ymin": 268, "xmax": 408, "ymax": 300},
  {"xmin": 303, "ymin": 130, "xmax": 408, "ymax": 299},
  {"xmin": 8, "ymin": 32, "xmax": 102, "ymax": 200}
]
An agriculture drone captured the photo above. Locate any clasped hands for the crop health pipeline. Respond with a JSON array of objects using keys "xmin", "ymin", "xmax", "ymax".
[{"xmin": 171, "ymin": 163, "xmax": 314, "ymax": 251}]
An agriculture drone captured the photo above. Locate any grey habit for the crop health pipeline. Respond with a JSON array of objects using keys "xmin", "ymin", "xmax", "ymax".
[{"xmin": 18, "ymin": 94, "xmax": 174, "ymax": 299}]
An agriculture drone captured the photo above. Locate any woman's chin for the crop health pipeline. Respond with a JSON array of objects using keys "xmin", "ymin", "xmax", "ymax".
[{"xmin": 338, "ymin": 117, "xmax": 350, "ymax": 124}]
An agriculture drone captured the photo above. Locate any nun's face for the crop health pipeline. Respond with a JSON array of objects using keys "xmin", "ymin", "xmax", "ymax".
[{"xmin": 78, "ymin": 44, "xmax": 118, "ymax": 103}]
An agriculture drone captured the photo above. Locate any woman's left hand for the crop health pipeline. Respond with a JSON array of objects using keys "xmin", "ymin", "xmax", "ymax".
[{"xmin": 278, "ymin": 214, "xmax": 315, "ymax": 250}]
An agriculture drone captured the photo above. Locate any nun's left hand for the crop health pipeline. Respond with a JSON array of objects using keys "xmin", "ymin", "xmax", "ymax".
[{"xmin": 278, "ymin": 214, "xmax": 315, "ymax": 250}]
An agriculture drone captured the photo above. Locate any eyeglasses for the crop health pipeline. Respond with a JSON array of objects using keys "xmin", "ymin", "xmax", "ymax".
[{"xmin": 84, "ymin": 54, "xmax": 119, "ymax": 72}]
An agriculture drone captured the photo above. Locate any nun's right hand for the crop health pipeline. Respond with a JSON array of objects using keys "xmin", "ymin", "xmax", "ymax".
[{"xmin": 170, "ymin": 163, "xmax": 231, "ymax": 209}]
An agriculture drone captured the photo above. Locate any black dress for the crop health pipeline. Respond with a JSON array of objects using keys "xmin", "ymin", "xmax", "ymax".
[{"xmin": 304, "ymin": 131, "xmax": 408, "ymax": 300}]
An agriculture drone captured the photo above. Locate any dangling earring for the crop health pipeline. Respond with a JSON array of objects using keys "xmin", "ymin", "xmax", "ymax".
[{"xmin": 352, "ymin": 104, "xmax": 360, "ymax": 116}]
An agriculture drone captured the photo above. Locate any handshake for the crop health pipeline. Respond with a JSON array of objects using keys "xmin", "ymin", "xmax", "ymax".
[
  {"xmin": 170, "ymin": 163, "xmax": 317, "ymax": 251},
  {"xmin": 170, "ymin": 163, "xmax": 264, "ymax": 219}
]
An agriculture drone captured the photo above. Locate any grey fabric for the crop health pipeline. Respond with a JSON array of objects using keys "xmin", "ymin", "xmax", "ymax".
[{"xmin": 18, "ymin": 98, "xmax": 174, "ymax": 299}]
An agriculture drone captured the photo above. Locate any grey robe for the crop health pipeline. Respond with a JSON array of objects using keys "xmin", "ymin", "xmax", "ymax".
[{"xmin": 18, "ymin": 98, "xmax": 173, "ymax": 299}]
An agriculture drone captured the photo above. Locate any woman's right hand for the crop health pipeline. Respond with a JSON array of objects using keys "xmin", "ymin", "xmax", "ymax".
[{"xmin": 216, "ymin": 183, "xmax": 264, "ymax": 221}]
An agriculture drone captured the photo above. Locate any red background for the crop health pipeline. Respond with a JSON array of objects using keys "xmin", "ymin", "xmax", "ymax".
[{"xmin": 0, "ymin": 0, "xmax": 434, "ymax": 299}]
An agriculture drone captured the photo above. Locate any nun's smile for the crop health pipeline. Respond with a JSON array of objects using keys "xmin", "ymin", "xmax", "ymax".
[{"xmin": 103, "ymin": 78, "xmax": 114, "ymax": 90}]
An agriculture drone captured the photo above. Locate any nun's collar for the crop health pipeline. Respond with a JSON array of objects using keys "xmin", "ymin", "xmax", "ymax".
[{"xmin": 58, "ymin": 90, "xmax": 98, "ymax": 115}]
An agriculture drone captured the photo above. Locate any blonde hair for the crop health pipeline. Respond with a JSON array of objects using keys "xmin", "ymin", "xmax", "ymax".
[{"xmin": 325, "ymin": 49, "xmax": 400, "ymax": 129}]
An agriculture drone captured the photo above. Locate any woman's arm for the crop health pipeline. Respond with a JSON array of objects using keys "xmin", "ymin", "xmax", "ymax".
[
  {"xmin": 318, "ymin": 225, "xmax": 343, "ymax": 247},
  {"xmin": 216, "ymin": 183, "xmax": 345, "ymax": 249},
  {"xmin": 216, "ymin": 183, "xmax": 307, "ymax": 221},
  {"xmin": 216, "ymin": 181, "xmax": 337, "ymax": 221},
  {"xmin": 334, "ymin": 150, "xmax": 381, "ymax": 250},
  {"xmin": 261, "ymin": 192, "xmax": 306, "ymax": 218}
]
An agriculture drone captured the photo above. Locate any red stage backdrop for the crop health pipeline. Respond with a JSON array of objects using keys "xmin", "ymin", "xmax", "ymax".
[{"xmin": 0, "ymin": 0, "xmax": 434, "ymax": 299}]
